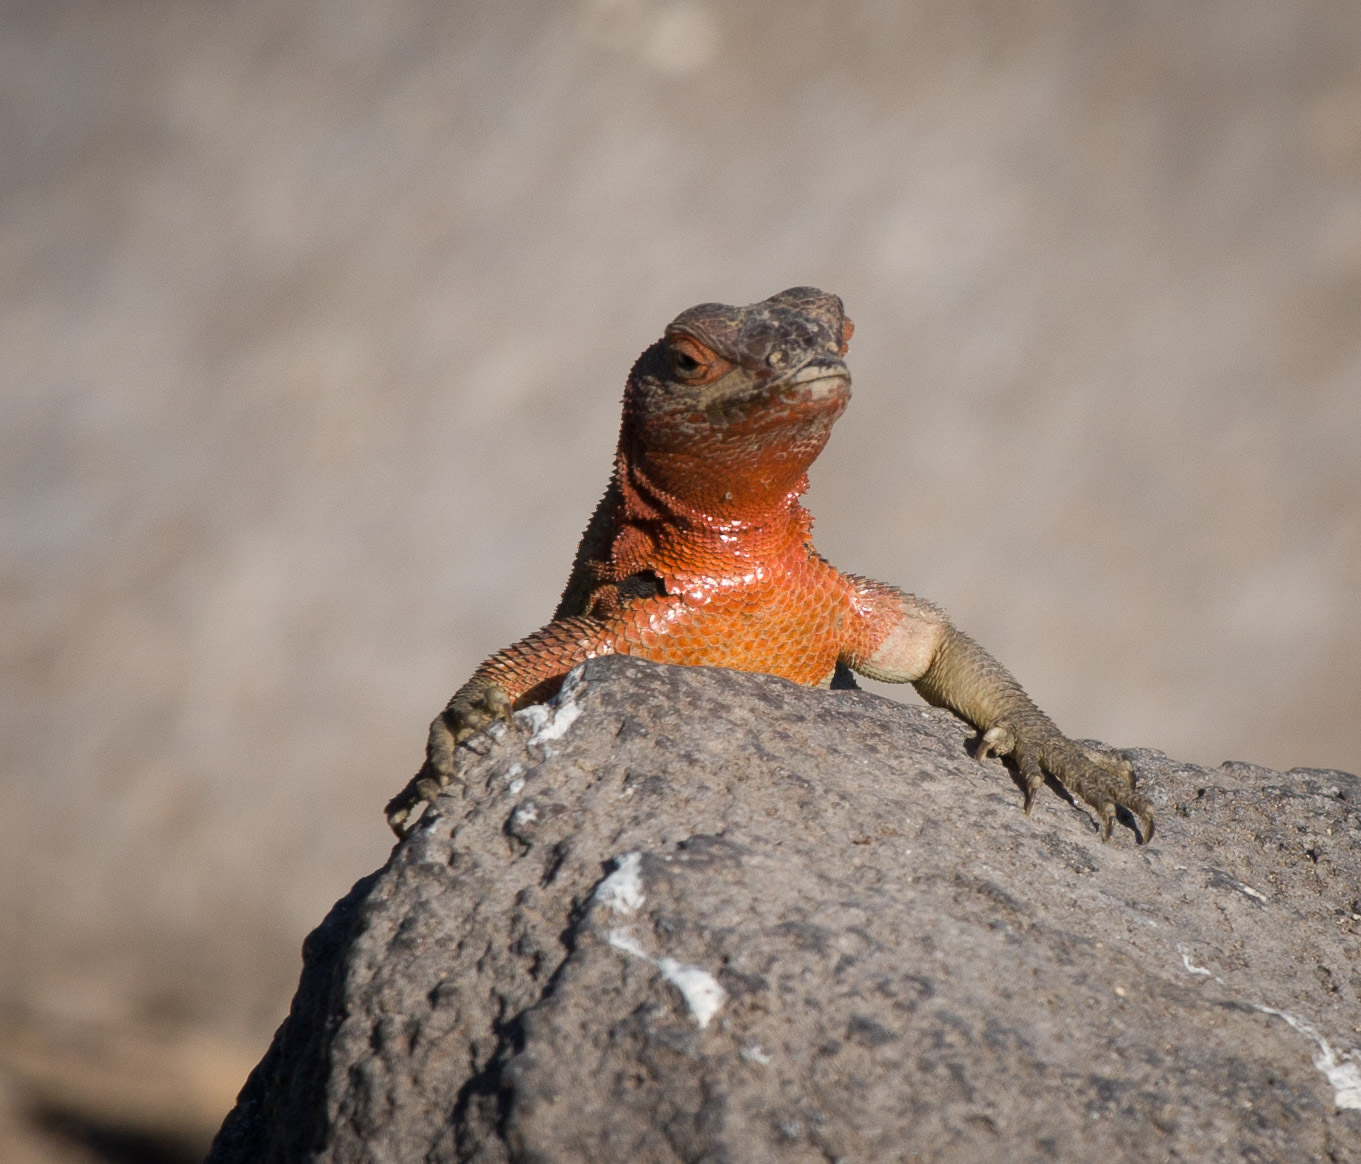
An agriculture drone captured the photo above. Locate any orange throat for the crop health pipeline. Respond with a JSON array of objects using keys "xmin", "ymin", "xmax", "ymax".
[{"xmin": 610, "ymin": 453, "xmax": 816, "ymax": 598}]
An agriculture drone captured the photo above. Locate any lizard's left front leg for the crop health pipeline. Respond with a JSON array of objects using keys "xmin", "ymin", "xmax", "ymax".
[
  {"xmin": 386, "ymin": 615, "xmax": 612, "ymax": 837},
  {"xmin": 840, "ymin": 579, "xmax": 1154, "ymax": 842}
]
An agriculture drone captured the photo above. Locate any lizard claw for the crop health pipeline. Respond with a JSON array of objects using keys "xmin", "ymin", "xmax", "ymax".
[
  {"xmin": 385, "ymin": 681, "xmax": 514, "ymax": 838},
  {"xmin": 384, "ymin": 772, "xmax": 446, "ymax": 837},
  {"xmin": 1080, "ymin": 745, "xmax": 1154, "ymax": 841},
  {"xmin": 1017, "ymin": 750, "xmax": 1044, "ymax": 815},
  {"xmin": 1096, "ymin": 800, "xmax": 1116, "ymax": 841},
  {"xmin": 992, "ymin": 717, "xmax": 1154, "ymax": 843},
  {"xmin": 1050, "ymin": 742, "xmax": 1153, "ymax": 843},
  {"xmin": 979, "ymin": 724, "xmax": 1044, "ymax": 815}
]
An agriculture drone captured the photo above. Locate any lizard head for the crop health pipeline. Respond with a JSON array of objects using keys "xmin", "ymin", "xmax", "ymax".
[{"xmin": 622, "ymin": 287, "xmax": 854, "ymax": 515}]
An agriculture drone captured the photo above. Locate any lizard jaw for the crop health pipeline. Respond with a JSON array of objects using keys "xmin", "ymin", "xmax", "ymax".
[{"xmin": 777, "ymin": 363, "xmax": 851, "ymax": 406}]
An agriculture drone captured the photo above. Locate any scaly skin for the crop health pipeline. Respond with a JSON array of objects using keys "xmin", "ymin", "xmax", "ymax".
[{"xmin": 386, "ymin": 288, "xmax": 1154, "ymax": 842}]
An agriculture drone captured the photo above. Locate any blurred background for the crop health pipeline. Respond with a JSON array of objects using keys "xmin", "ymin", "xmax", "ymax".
[{"xmin": 1, "ymin": 0, "xmax": 1358, "ymax": 1158}]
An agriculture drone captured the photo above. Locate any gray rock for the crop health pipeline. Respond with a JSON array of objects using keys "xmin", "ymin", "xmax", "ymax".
[{"xmin": 208, "ymin": 656, "xmax": 1361, "ymax": 1163}]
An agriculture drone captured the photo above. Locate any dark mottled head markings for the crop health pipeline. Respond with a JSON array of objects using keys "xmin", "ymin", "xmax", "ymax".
[
  {"xmin": 621, "ymin": 288, "xmax": 856, "ymax": 509},
  {"xmin": 663, "ymin": 287, "xmax": 852, "ymax": 382}
]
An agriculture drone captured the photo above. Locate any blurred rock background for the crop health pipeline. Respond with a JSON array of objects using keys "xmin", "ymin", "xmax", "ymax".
[{"xmin": 1, "ymin": 0, "xmax": 1357, "ymax": 1159}]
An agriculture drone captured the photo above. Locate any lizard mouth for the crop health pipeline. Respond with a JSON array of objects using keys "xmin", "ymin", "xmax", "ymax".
[{"xmin": 776, "ymin": 359, "xmax": 851, "ymax": 405}]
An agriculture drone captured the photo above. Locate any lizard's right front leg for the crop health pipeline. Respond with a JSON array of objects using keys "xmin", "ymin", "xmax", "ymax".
[
  {"xmin": 385, "ymin": 616, "xmax": 612, "ymax": 836},
  {"xmin": 839, "ymin": 578, "xmax": 1154, "ymax": 842}
]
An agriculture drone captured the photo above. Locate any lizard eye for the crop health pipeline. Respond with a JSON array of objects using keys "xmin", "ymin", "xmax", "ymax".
[{"xmin": 666, "ymin": 336, "xmax": 716, "ymax": 380}]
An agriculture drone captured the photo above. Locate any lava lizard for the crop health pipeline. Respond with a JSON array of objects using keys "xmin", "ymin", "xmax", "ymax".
[{"xmin": 386, "ymin": 287, "xmax": 1154, "ymax": 842}]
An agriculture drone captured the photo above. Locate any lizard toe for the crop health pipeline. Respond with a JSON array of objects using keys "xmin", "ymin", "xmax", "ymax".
[
  {"xmin": 979, "ymin": 723, "xmax": 1015, "ymax": 761},
  {"xmin": 1096, "ymin": 800, "xmax": 1116, "ymax": 841},
  {"xmin": 1081, "ymin": 744, "xmax": 1136, "ymax": 789},
  {"xmin": 384, "ymin": 784, "xmax": 421, "ymax": 838},
  {"xmin": 1016, "ymin": 750, "xmax": 1045, "ymax": 814}
]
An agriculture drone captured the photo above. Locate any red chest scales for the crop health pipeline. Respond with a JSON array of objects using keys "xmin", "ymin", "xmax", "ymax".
[{"xmin": 601, "ymin": 545, "xmax": 854, "ymax": 686}]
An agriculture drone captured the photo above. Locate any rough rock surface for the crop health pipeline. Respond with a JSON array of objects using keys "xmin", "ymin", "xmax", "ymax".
[{"xmin": 209, "ymin": 656, "xmax": 1361, "ymax": 1163}]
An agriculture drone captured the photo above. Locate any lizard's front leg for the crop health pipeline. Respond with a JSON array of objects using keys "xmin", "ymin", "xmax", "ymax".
[
  {"xmin": 385, "ymin": 616, "xmax": 612, "ymax": 836},
  {"xmin": 841, "ymin": 580, "xmax": 1154, "ymax": 842}
]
